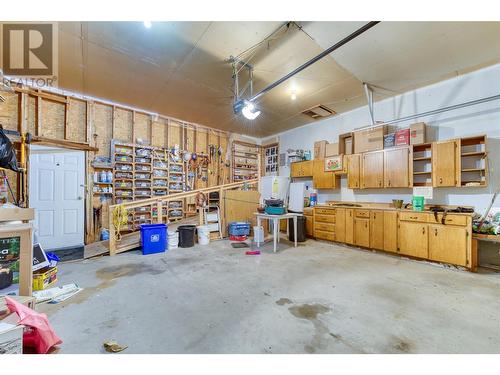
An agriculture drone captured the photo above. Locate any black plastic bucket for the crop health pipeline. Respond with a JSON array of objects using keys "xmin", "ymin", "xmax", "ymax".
[
  {"xmin": 288, "ymin": 216, "xmax": 306, "ymax": 242},
  {"xmin": 178, "ymin": 225, "xmax": 196, "ymax": 248}
]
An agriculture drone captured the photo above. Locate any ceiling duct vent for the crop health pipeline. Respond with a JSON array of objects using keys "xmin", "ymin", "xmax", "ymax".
[{"xmin": 301, "ymin": 104, "xmax": 336, "ymax": 120}]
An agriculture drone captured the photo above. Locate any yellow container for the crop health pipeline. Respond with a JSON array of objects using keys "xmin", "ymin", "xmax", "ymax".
[{"xmin": 32, "ymin": 266, "xmax": 58, "ymax": 291}]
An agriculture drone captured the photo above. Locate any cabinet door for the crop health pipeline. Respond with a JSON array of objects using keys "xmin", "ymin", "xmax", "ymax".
[
  {"xmin": 305, "ymin": 216, "xmax": 314, "ymax": 237},
  {"xmin": 432, "ymin": 140, "xmax": 459, "ymax": 187},
  {"xmin": 313, "ymin": 159, "xmax": 337, "ymax": 189},
  {"xmin": 370, "ymin": 211, "xmax": 384, "ymax": 250},
  {"xmin": 383, "ymin": 211, "xmax": 398, "ymax": 253},
  {"xmin": 398, "ymin": 221, "xmax": 428, "ymax": 258},
  {"xmin": 346, "ymin": 154, "xmax": 361, "ymax": 189},
  {"xmin": 290, "ymin": 162, "xmax": 301, "ymax": 177},
  {"xmin": 428, "ymin": 225, "xmax": 468, "ymax": 266},
  {"xmin": 345, "ymin": 209, "xmax": 354, "ymax": 244},
  {"xmin": 335, "ymin": 208, "xmax": 346, "ymax": 243},
  {"xmin": 362, "ymin": 151, "xmax": 384, "ymax": 188},
  {"xmin": 354, "ymin": 218, "xmax": 370, "ymax": 247},
  {"xmin": 384, "ymin": 148, "xmax": 410, "ymax": 188},
  {"xmin": 301, "ymin": 160, "xmax": 313, "ymax": 177}
]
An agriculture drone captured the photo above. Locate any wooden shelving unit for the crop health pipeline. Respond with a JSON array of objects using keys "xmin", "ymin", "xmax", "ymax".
[
  {"xmin": 411, "ymin": 142, "xmax": 432, "ymax": 187},
  {"xmin": 112, "ymin": 141, "xmax": 186, "ymax": 229},
  {"xmin": 91, "ymin": 163, "xmax": 114, "ymax": 199},
  {"xmin": 460, "ymin": 135, "xmax": 488, "ymax": 187},
  {"xmin": 232, "ymin": 141, "xmax": 260, "ymax": 182}
]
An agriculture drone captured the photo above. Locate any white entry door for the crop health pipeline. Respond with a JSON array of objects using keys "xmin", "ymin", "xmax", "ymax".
[{"xmin": 29, "ymin": 146, "xmax": 85, "ymax": 250}]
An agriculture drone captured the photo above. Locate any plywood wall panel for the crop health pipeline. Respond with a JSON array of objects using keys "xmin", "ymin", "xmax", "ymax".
[
  {"xmin": 94, "ymin": 103, "xmax": 113, "ymax": 157},
  {"xmin": 0, "ymin": 92, "xmax": 19, "ymax": 131},
  {"xmin": 168, "ymin": 121, "xmax": 182, "ymax": 147},
  {"xmin": 134, "ymin": 112, "xmax": 150, "ymax": 143},
  {"xmin": 41, "ymin": 100, "xmax": 65, "ymax": 139},
  {"xmin": 195, "ymin": 128, "xmax": 208, "ymax": 154},
  {"xmin": 186, "ymin": 126, "xmax": 195, "ymax": 152},
  {"xmin": 67, "ymin": 98, "xmax": 86, "ymax": 142},
  {"xmin": 114, "ymin": 108, "xmax": 133, "ymax": 143},
  {"xmin": 152, "ymin": 118, "xmax": 167, "ymax": 147}
]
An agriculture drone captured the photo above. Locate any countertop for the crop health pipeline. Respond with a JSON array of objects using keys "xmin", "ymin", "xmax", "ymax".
[{"xmin": 308, "ymin": 201, "xmax": 475, "ymax": 216}]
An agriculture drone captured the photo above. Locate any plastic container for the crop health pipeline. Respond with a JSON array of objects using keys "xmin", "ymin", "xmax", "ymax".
[
  {"xmin": 310, "ymin": 192, "xmax": 318, "ymax": 207},
  {"xmin": 140, "ymin": 223, "xmax": 167, "ymax": 255},
  {"xmin": 178, "ymin": 225, "xmax": 196, "ymax": 248},
  {"xmin": 288, "ymin": 216, "xmax": 306, "ymax": 242},
  {"xmin": 197, "ymin": 225, "xmax": 210, "ymax": 245},
  {"xmin": 412, "ymin": 196, "xmax": 425, "ymax": 212},
  {"xmin": 228, "ymin": 222, "xmax": 251, "ymax": 236},
  {"xmin": 253, "ymin": 226, "xmax": 264, "ymax": 244},
  {"xmin": 168, "ymin": 230, "xmax": 179, "ymax": 250}
]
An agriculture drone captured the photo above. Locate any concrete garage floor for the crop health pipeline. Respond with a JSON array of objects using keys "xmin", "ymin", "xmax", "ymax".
[{"xmin": 39, "ymin": 239, "xmax": 500, "ymax": 354}]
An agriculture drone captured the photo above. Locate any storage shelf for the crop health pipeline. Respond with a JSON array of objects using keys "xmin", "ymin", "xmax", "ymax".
[
  {"xmin": 413, "ymin": 157, "xmax": 431, "ymax": 161},
  {"xmin": 461, "ymin": 168, "xmax": 485, "ymax": 172},
  {"xmin": 461, "ymin": 151, "xmax": 486, "ymax": 157},
  {"xmin": 413, "ymin": 171, "xmax": 432, "ymax": 175},
  {"xmin": 94, "ymin": 182, "xmax": 113, "ymax": 185}
]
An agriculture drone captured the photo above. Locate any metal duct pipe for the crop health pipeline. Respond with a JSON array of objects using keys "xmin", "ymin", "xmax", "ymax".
[
  {"xmin": 248, "ymin": 21, "xmax": 380, "ymax": 103},
  {"xmin": 355, "ymin": 93, "xmax": 500, "ymax": 131}
]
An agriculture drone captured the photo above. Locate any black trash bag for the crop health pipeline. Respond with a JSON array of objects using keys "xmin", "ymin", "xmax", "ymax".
[{"xmin": 0, "ymin": 128, "xmax": 19, "ymax": 172}]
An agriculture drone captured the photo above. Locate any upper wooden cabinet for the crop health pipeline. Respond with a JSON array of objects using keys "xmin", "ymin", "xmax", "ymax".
[
  {"xmin": 432, "ymin": 139, "xmax": 460, "ymax": 187},
  {"xmin": 312, "ymin": 159, "xmax": 339, "ymax": 189},
  {"xmin": 346, "ymin": 154, "xmax": 361, "ymax": 189},
  {"xmin": 384, "ymin": 147, "xmax": 410, "ymax": 188},
  {"xmin": 361, "ymin": 151, "xmax": 384, "ymax": 189},
  {"xmin": 290, "ymin": 160, "xmax": 313, "ymax": 178}
]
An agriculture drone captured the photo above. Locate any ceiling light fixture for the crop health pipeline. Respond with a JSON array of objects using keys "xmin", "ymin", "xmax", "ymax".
[
  {"xmin": 291, "ymin": 91, "xmax": 297, "ymax": 101},
  {"xmin": 143, "ymin": 21, "xmax": 152, "ymax": 29},
  {"xmin": 241, "ymin": 100, "xmax": 261, "ymax": 120}
]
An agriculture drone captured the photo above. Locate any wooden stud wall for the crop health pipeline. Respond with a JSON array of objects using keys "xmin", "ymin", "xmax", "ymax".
[{"xmin": 0, "ymin": 85, "xmax": 232, "ymax": 244}]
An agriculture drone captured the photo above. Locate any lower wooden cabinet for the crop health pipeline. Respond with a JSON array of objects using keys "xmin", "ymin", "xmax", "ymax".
[
  {"xmin": 354, "ymin": 217, "xmax": 370, "ymax": 247},
  {"xmin": 398, "ymin": 221, "xmax": 429, "ymax": 258},
  {"xmin": 428, "ymin": 224, "xmax": 468, "ymax": 266},
  {"xmin": 345, "ymin": 209, "xmax": 354, "ymax": 244},
  {"xmin": 335, "ymin": 208, "xmax": 346, "ymax": 243},
  {"xmin": 370, "ymin": 210, "xmax": 384, "ymax": 250},
  {"xmin": 312, "ymin": 206, "xmax": 472, "ymax": 270},
  {"xmin": 383, "ymin": 211, "xmax": 398, "ymax": 253},
  {"xmin": 304, "ymin": 208, "xmax": 314, "ymax": 238}
]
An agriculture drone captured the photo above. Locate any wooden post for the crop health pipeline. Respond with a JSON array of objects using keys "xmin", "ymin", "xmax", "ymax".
[
  {"xmin": 219, "ymin": 188, "xmax": 226, "ymax": 237},
  {"xmin": 64, "ymin": 97, "xmax": 69, "ymax": 140},
  {"xmin": 157, "ymin": 200, "xmax": 163, "ymax": 224},
  {"xmin": 132, "ymin": 110, "xmax": 136, "ymax": 144},
  {"xmin": 109, "ymin": 206, "xmax": 116, "ymax": 256},
  {"xmin": 36, "ymin": 94, "xmax": 42, "ymax": 136}
]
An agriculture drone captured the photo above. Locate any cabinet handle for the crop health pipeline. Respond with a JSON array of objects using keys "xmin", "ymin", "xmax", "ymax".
[
  {"xmin": 388, "ymin": 180, "xmax": 391, "ymax": 187},
  {"xmin": 379, "ymin": 181, "xmax": 382, "ymax": 187},
  {"xmin": 422, "ymin": 227, "xmax": 425, "ymax": 235},
  {"xmin": 434, "ymin": 228, "xmax": 438, "ymax": 236},
  {"xmin": 365, "ymin": 221, "xmax": 368, "ymax": 228},
  {"xmin": 410, "ymin": 216, "xmax": 418, "ymax": 220},
  {"xmin": 439, "ymin": 177, "xmax": 443, "ymax": 184}
]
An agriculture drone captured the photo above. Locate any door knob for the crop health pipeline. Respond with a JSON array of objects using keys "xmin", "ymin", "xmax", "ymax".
[{"xmin": 78, "ymin": 196, "xmax": 83, "ymax": 200}]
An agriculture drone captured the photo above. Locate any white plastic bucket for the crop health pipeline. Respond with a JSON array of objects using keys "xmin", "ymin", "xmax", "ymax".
[
  {"xmin": 197, "ymin": 225, "xmax": 210, "ymax": 245},
  {"xmin": 168, "ymin": 230, "xmax": 179, "ymax": 250},
  {"xmin": 253, "ymin": 226, "xmax": 264, "ymax": 244}
]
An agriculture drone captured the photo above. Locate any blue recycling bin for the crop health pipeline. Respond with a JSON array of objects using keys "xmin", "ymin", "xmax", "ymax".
[{"xmin": 140, "ymin": 224, "xmax": 167, "ymax": 255}]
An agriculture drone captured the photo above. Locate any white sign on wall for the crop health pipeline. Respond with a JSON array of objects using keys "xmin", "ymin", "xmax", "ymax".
[{"xmin": 413, "ymin": 186, "xmax": 433, "ymax": 200}]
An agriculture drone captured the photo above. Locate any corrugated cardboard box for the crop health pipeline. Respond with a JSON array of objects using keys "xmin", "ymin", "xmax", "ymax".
[
  {"xmin": 314, "ymin": 140, "xmax": 328, "ymax": 159},
  {"xmin": 353, "ymin": 125, "xmax": 387, "ymax": 153},
  {"xmin": 410, "ymin": 122, "xmax": 426, "ymax": 145},
  {"xmin": 395, "ymin": 128, "xmax": 410, "ymax": 146},
  {"xmin": 325, "ymin": 142, "xmax": 339, "ymax": 157}
]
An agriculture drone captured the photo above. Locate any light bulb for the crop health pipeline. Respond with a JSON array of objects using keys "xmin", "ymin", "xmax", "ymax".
[
  {"xmin": 291, "ymin": 93, "xmax": 297, "ymax": 101},
  {"xmin": 144, "ymin": 21, "xmax": 152, "ymax": 29},
  {"xmin": 242, "ymin": 101, "xmax": 261, "ymax": 120}
]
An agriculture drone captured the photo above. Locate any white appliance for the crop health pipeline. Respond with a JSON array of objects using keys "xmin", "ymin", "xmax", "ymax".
[
  {"xmin": 288, "ymin": 182, "xmax": 305, "ymax": 213},
  {"xmin": 260, "ymin": 176, "xmax": 290, "ymax": 205}
]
